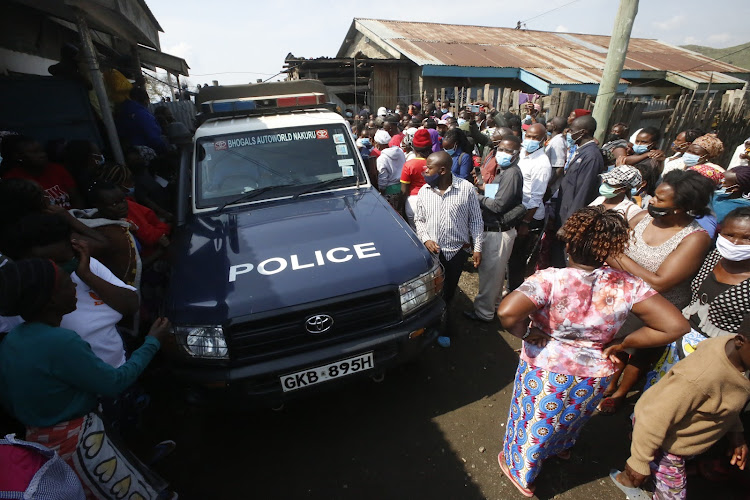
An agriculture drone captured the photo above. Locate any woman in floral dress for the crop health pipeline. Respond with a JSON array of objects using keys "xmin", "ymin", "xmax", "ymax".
[{"xmin": 495, "ymin": 206, "xmax": 690, "ymax": 497}]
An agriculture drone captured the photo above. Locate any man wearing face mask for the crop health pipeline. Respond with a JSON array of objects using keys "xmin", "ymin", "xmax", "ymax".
[
  {"xmin": 507, "ymin": 124, "xmax": 552, "ymax": 291},
  {"xmin": 713, "ymin": 166, "xmax": 750, "ymax": 224},
  {"xmin": 464, "ymin": 136, "xmax": 524, "ymax": 322},
  {"xmin": 415, "ymin": 151, "xmax": 484, "ymax": 347},
  {"xmin": 459, "ymin": 110, "xmax": 489, "ymax": 152},
  {"xmin": 552, "ymin": 115, "xmax": 604, "ymax": 267}
]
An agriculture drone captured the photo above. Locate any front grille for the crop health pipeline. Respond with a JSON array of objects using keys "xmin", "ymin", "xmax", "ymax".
[{"xmin": 226, "ymin": 289, "xmax": 401, "ymax": 363}]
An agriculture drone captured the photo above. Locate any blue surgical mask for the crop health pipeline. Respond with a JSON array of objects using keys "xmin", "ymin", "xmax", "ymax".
[
  {"xmin": 457, "ymin": 118, "xmax": 466, "ymax": 126},
  {"xmin": 496, "ymin": 151, "xmax": 514, "ymax": 168},
  {"xmin": 522, "ymin": 139, "xmax": 541, "ymax": 154},
  {"xmin": 441, "ymin": 108, "xmax": 448, "ymax": 114},
  {"xmin": 92, "ymin": 154, "xmax": 105, "ymax": 166},
  {"xmin": 632, "ymin": 144, "xmax": 650, "ymax": 154},
  {"xmin": 524, "ymin": 114, "xmax": 532, "ymax": 122},
  {"xmin": 444, "ymin": 147, "xmax": 456, "ymax": 155},
  {"xmin": 566, "ymin": 133, "xmax": 575, "ymax": 148},
  {"xmin": 546, "ymin": 131, "xmax": 552, "ymax": 137},
  {"xmin": 124, "ymin": 186, "xmax": 135, "ymax": 196},
  {"xmin": 361, "ymin": 138, "xmax": 371, "ymax": 148},
  {"xmin": 631, "ymin": 187, "xmax": 641, "ymax": 197},
  {"xmin": 423, "ymin": 172, "xmax": 440, "ymax": 187},
  {"xmin": 682, "ymin": 152, "xmax": 701, "ymax": 167}
]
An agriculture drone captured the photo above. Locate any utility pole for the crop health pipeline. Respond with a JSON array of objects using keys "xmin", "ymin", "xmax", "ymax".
[{"xmin": 592, "ymin": 0, "xmax": 639, "ymax": 144}]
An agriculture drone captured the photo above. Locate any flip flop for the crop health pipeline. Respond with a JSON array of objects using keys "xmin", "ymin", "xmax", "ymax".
[
  {"xmin": 609, "ymin": 470, "xmax": 652, "ymax": 500},
  {"xmin": 498, "ymin": 452, "xmax": 535, "ymax": 498},
  {"xmin": 596, "ymin": 396, "xmax": 625, "ymax": 415}
]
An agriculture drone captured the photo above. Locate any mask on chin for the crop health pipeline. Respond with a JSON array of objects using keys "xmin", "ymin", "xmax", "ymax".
[
  {"xmin": 423, "ymin": 172, "xmax": 441, "ymax": 187},
  {"xmin": 647, "ymin": 204, "xmax": 674, "ymax": 218}
]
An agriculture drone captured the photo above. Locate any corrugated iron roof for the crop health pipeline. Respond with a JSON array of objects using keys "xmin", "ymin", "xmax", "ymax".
[
  {"xmin": 674, "ymin": 71, "xmax": 748, "ymax": 85},
  {"xmin": 349, "ymin": 18, "xmax": 747, "ymax": 86}
]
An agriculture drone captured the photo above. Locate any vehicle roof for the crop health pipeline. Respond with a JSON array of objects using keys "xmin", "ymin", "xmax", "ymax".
[{"xmin": 195, "ymin": 109, "xmax": 347, "ymax": 139}]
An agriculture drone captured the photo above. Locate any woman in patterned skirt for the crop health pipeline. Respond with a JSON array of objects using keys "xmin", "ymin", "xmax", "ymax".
[{"xmin": 496, "ymin": 206, "xmax": 690, "ymax": 497}]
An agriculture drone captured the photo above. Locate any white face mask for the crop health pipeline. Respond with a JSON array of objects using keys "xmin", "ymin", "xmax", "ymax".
[{"xmin": 716, "ymin": 234, "xmax": 750, "ymax": 262}]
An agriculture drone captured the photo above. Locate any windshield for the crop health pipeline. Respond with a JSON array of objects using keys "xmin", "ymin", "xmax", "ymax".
[{"xmin": 195, "ymin": 124, "xmax": 363, "ymax": 209}]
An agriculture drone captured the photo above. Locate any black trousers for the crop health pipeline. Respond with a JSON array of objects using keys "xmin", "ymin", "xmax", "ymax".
[
  {"xmin": 507, "ymin": 219, "xmax": 545, "ymax": 291},
  {"xmin": 439, "ymin": 250, "xmax": 466, "ymax": 338},
  {"xmin": 440, "ymin": 250, "xmax": 466, "ymax": 304}
]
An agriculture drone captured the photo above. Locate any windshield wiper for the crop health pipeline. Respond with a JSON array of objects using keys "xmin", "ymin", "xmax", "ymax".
[
  {"xmin": 215, "ymin": 184, "xmax": 295, "ymax": 211},
  {"xmin": 292, "ymin": 177, "xmax": 354, "ymax": 199}
]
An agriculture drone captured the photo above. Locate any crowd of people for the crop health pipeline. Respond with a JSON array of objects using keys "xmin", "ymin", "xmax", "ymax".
[
  {"xmin": 0, "ymin": 72, "xmax": 183, "ymax": 498},
  {"xmin": 350, "ymin": 97, "xmax": 750, "ymax": 499},
  {"xmin": 1, "ymin": 83, "xmax": 749, "ymax": 499}
]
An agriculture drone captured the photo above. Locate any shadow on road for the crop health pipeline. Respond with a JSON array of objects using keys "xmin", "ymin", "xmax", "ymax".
[{"xmin": 142, "ymin": 283, "xmax": 519, "ymax": 499}]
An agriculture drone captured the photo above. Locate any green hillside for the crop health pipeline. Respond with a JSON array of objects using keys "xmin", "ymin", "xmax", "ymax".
[{"xmin": 680, "ymin": 42, "xmax": 750, "ymax": 71}]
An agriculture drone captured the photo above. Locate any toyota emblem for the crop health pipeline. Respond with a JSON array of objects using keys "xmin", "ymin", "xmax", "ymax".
[{"xmin": 305, "ymin": 314, "xmax": 334, "ymax": 334}]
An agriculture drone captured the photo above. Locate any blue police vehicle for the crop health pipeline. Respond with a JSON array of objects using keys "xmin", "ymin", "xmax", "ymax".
[{"xmin": 165, "ymin": 80, "xmax": 444, "ymax": 404}]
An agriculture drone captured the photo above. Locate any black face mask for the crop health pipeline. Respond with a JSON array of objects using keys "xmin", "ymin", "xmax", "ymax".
[
  {"xmin": 607, "ymin": 133, "xmax": 621, "ymax": 142},
  {"xmin": 647, "ymin": 204, "xmax": 674, "ymax": 218}
]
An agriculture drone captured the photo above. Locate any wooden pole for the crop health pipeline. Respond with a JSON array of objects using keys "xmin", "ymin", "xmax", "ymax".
[{"xmin": 592, "ymin": 0, "xmax": 639, "ymax": 143}]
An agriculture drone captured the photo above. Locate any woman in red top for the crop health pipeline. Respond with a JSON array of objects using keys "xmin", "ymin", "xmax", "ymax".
[
  {"xmin": 2, "ymin": 136, "xmax": 83, "ymax": 209},
  {"xmin": 400, "ymin": 129, "xmax": 433, "ymax": 229}
]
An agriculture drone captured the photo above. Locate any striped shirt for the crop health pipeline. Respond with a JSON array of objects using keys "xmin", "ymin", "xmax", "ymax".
[{"xmin": 415, "ymin": 176, "xmax": 484, "ymax": 260}]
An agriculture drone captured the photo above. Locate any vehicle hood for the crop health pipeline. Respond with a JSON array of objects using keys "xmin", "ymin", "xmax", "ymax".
[{"xmin": 166, "ymin": 188, "xmax": 434, "ymax": 325}]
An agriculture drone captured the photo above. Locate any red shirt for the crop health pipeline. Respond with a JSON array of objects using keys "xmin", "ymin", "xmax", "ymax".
[
  {"xmin": 400, "ymin": 158, "xmax": 427, "ymax": 196},
  {"xmin": 370, "ymin": 147, "xmax": 381, "ymax": 159},
  {"xmin": 125, "ymin": 199, "xmax": 171, "ymax": 255},
  {"xmin": 3, "ymin": 163, "xmax": 76, "ymax": 209}
]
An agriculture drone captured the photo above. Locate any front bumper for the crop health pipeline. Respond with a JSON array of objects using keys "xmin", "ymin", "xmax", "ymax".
[{"xmin": 167, "ymin": 298, "xmax": 444, "ymax": 407}]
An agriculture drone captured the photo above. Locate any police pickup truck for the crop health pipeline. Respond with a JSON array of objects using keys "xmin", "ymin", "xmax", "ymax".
[{"xmin": 164, "ymin": 80, "xmax": 444, "ymax": 405}]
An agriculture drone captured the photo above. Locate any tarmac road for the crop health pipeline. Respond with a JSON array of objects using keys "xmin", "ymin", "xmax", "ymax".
[{"xmin": 139, "ymin": 268, "xmax": 746, "ymax": 499}]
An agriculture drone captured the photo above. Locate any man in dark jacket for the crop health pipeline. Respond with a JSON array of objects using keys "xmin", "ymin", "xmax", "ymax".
[{"xmin": 552, "ymin": 115, "xmax": 603, "ymax": 266}]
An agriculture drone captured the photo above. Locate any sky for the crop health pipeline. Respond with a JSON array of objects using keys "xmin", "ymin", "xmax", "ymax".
[{"xmin": 145, "ymin": 0, "xmax": 749, "ymax": 88}]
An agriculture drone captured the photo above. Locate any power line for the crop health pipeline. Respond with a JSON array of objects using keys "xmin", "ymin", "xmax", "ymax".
[
  {"xmin": 189, "ymin": 70, "xmax": 279, "ymax": 77},
  {"xmin": 520, "ymin": 0, "xmax": 583, "ymax": 25}
]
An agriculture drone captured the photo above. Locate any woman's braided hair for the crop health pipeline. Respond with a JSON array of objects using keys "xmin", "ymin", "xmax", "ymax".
[{"xmin": 557, "ymin": 206, "xmax": 630, "ymax": 266}]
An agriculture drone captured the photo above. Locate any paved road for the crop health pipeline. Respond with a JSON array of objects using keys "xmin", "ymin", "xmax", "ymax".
[{"xmin": 140, "ymin": 269, "xmax": 746, "ymax": 499}]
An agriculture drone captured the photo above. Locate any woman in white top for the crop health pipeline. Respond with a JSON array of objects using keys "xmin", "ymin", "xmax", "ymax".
[{"xmin": 588, "ymin": 165, "xmax": 645, "ymax": 222}]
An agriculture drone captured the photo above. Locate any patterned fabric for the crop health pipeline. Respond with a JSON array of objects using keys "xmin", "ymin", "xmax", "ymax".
[
  {"xmin": 692, "ymin": 134, "xmax": 724, "ymax": 159},
  {"xmin": 684, "ymin": 250, "xmax": 750, "ymax": 337},
  {"xmin": 0, "ymin": 433, "xmax": 84, "ymax": 499},
  {"xmin": 502, "ymin": 359, "xmax": 610, "ymax": 488},
  {"xmin": 650, "ymin": 450, "xmax": 687, "ymax": 500},
  {"xmin": 626, "ymin": 214, "xmax": 705, "ymax": 308},
  {"xmin": 688, "ymin": 164, "xmax": 724, "ymax": 186},
  {"xmin": 643, "ymin": 329, "xmax": 707, "ymax": 392},
  {"xmin": 26, "ymin": 413, "xmax": 168, "ymax": 499},
  {"xmin": 516, "ymin": 266, "xmax": 655, "ymax": 377}
]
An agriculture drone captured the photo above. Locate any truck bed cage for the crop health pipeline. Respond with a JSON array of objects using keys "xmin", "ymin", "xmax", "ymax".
[{"xmin": 196, "ymin": 103, "xmax": 338, "ymax": 126}]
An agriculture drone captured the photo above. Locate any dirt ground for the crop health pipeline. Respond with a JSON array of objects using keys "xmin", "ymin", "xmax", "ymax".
[{"xmin": 139, "ymin": 267, "xmax": 747, "ymax": 500}]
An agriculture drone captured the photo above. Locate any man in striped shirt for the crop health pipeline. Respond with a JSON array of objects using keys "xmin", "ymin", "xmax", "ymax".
[{"xmin": 415, "ymin": 151, "xmax": 484, "ymax": 347}]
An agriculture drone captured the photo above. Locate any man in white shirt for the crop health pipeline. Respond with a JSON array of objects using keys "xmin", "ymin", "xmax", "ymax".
[
  {"xmin": 374, "ymin": 129, "xmax": 406, "ymax": 211},
  {"xmin": 508, "ymin": 123, "xmax": 552, "ymax": 291},
  {"xmin": 415, "ymin": 151, "xmax": 483, "ymax": 347}
]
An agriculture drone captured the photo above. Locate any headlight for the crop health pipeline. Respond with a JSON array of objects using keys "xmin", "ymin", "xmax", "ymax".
[
  {"xmin": 174, "ymin": 326, "xmax": 229, "ymax": 359},
  {"xmin": 399, "ymin": 261, "xmax": 444, "ymax": 316}
]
